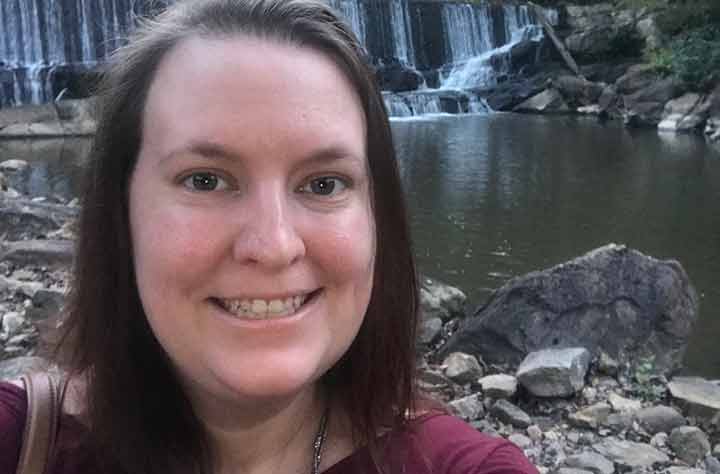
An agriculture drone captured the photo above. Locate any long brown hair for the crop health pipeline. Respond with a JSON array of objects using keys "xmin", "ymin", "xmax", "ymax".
[{"xmin": 58, "ymin": 1, "xmax": 419, "ymax": 472}]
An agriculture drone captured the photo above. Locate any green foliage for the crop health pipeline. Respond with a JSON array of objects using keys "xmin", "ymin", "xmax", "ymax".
[
  {"xmin": 669, "ymin": 25, "xmax": 720, "ymax": 90},
  {"xmin": 631, "ymin": 355, "xmax": 667, "ymax": 402},
  {"xmin": 655, "ymin": 0, "xmax": 720, "ymax": 37},
  {"xmin": 646, "ymin": 47, "xmax": 673, "ymax": 75}
]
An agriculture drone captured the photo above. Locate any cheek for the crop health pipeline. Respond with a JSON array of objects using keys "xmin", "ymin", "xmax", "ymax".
[{"xmin": 130, "ymin": 199, "xmax": 223, "ymax": 292}]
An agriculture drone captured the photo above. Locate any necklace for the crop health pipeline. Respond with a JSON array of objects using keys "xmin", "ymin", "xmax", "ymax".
[{"xmin": 310, "ymin": 404, "xmax": 329, "ymax": 474}]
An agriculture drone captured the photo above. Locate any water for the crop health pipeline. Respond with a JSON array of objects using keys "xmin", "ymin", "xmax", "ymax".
[
  {"xmin": 3, "ymin": 115, "xmax": 719, "ymax": 377},
  {"xmin": 392, "ymin": 114, "xmax": 720, "ymax": 378}
]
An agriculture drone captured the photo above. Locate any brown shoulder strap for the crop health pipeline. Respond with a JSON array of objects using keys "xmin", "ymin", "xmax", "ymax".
[{"xmin": 16, "ymin": 372, "xmax": 63, "ymax": 474}]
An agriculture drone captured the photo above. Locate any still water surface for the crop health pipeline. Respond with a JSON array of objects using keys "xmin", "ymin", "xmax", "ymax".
[{"xmin": 2, "ymin": 113, "xmax": 719, "ymax": 376}]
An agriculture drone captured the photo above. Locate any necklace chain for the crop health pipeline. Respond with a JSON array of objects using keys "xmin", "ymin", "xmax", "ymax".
[{"xmin": 311, "ymin": 405, "xmax": 329, "ymax": 474}]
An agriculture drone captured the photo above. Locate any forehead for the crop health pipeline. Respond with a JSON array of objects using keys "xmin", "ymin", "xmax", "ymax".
[{"xmin": 140, "ymin": 34, "xmax": 367, "ymax": 162}]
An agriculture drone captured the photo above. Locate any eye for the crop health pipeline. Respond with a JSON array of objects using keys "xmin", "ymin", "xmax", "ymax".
[
  {"xmin": 181, "ymin": 171, "xmax": 230, "ymax": 192},
  {"xmin": 299, "ymin": 176, "xmax": 349, "ymax": 197}
]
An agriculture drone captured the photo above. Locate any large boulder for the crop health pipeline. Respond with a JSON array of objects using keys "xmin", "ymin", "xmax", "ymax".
[
  {"xmin": 668, "ymin": 377, "xmax": 720, "ymax": 422},
  {"xmin": 594, "ymin": 439, "xmax": 669, "ymax": 469},
  {"xmin": 658, "ymin": 93, "xmax": 710, "ymax": 132},
  {"xmin": 438, "ymin": 244, "xmax": 698, "ymax": 373},
  {"xmin": 615, "ymin": 64, "xmax": 660, "ymax": 95},
  {"xmin": 552, "ymin": 75, "xmax": 605, "ymax": 107},
  {"xmin": 375, "ymin": 62, "xmax": 424, "ymax": 93},
  {"xmin": 623, "ymin": 77, "xmax": 683, "ymax": 127},
  {"xmin": 563, "ymin": 4, "xmax": 638, "ymax": 59},
  {"xmin": 513, "ymin": 88, "xmax": 570, "ymax": 114}
]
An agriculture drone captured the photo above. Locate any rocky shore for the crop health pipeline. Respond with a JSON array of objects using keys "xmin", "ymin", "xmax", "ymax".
[
  {"xmin": 1, "ymin": 156, "xmax": 719, "ymax": 473},
  {"xmin": 478, "ymin": 2, "xmax": 720, "ymax": 150}
]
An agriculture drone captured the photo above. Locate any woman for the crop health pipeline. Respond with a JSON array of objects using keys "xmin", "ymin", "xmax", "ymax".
[{"xmin": 1, "ymin": 1, "xmax": 538, "ymax": 473}]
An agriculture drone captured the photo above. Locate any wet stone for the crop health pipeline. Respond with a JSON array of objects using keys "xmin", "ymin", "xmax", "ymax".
[
  {"xmin": 491, "ymin": 399, "xmax": 532, "ymax": 428},
  {"xmin": 636, "ymin": 405, "xmax": 685, "ymax": 435},
  {"xmin": 442, "ymin": 352, "xmax": 483, "ymax": 384},
  {"xmin": 669, "ymin": 426, "xmax": 711, "ymax": 466}
]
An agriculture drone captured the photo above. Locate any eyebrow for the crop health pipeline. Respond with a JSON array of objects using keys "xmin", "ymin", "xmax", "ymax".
[{"xmin": 161, "ymin": 140, "xmax": 366, "ymax": 167}]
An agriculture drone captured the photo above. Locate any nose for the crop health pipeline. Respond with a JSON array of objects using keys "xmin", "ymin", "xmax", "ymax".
[{"xmin": 232, "ymin": 187, "xmax": 306, "ymax": 269}]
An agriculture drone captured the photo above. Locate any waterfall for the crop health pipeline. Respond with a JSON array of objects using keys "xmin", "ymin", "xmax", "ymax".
[
  {"xmin": 1, "ymin": 0, "xmax": 555, "ymax": 118},
  {"xmin": 440, "ymin": 4, "xmax": 544, "ymax": 91},
  {"xmin": 0, "ymin": 0, "xmax": 145, "ymax": 106}
]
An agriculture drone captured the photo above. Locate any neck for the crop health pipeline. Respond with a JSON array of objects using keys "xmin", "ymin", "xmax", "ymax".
[{"xmin": 188, "ymin": 384, "xmax": 326, "ymax": 474}]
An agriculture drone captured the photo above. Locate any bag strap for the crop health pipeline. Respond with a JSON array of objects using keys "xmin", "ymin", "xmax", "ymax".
[{"xmin": 16, "ymin": 372, "xmax": 64, "ymax": 474}]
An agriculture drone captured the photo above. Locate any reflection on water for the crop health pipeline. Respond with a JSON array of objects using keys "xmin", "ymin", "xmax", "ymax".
[
  {"xmin": 3, "ymin": 116, "xmax": 719, "ymax": 377},
  {"xmin": 393, "ymin": 113, "xmax": 720, "ymax": 378}
]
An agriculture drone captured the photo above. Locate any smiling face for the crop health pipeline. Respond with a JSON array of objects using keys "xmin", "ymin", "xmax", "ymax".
[{"xmin": 128, "ymin": 35, "xmax": 374, "ymax": 407}]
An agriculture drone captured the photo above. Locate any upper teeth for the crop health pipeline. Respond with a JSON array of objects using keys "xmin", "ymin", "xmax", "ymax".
[{"xmin": 219, "ymin": 294, "xmax": 308, "ymax": 319}]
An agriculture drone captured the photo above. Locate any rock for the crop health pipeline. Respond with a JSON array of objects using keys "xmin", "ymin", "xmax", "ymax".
[
  {"xmin": 597, "ymin": 85, "xmax": 621, "ymax": 116},
  {"xmin": 517, "ymin": 348, "xmax": 591, "ymax": 398},
  {"xmin": 616, "ymin": 64, "xmax": 660, "ymax": 95},
  {"xmin": 706, "ymin": 455, "xmax": 720, "ymax": 474},
  {"xmin": 715, "ymin": 444, "xmax": 720, "ymax": 457},
  {"xmin": 0, "ymin": 198, "xmax": 78, "ymax": 240},
  {"xmin": 577, "ymin": 105, "xmax": 601, "ymax": 115},
  {"xmin": 0, "ymin": 159, "xmax": 29, "ymax": 172},
  {"xmin": 0, "ymin": 356, "xmax": 50, "ymax": 379},
  {"xmin": 513, "ymin": 88, "xmax": 570, "ymax": 114},
  {"xmin": 0, "ymin": 239, "xmax": 74, "ymax": 268},
  {"xmin": 478, "ymin": 374, "xmax": 517, "ymax": 399},
  {"xmin": 418, "ymin": 316, "xmax": 442, "ymax": 345},
  {"xmin": 448, "ymin": 393, "xmax": 484, "ymax": 421},
  {"xmin": 650, "ymin": 432, "xmax": 668, "ymax": 448},
  {"xmin": 636, "ymin": 15, "xmax": 664, "ymax": 51},
  {"xmin": 623, "ymin": 77, "xmax": 683, "ymax": 127},
  {"xmin": 553, "ymin": 76, "xmax": 605, "ymax": 107},
  {"xmin": 508, "ymin": 433, "xmax": 532, "ymax": 449},
  {"xmin": 564, "ymin": 451, "xmax": 614, "ymax": 474},
  {"xmin": 442, "ymin": 352, "xmax": 483, "ymax": 384},
  {"xmin": 582, "ymin": 386, "xmax": 598, "ymax": 403},
  {"xmin": 375, "ymin": 62, "xmax": 424, "ymax": 93},
  {"xmin": 605, "ymin": 412, "xmax": 634, "ymax": 432},
  {"xmin": 667, "ymin": 469, "xmax": 708, "ymax": 474},
  {"xmin": 1, "ymin": 311, "xmax": 24, "ymax": 335},
  {"xmin": 568, "ymin": 402, "xmax": 612, "ymax": 429},
  {"xmin": 419, "ymin": 277, "xmax": 466, "ymax": 322},
  {"xmin": 609, "ymin": 393, "xmax": 642, "ymax": 413},
  {"xmin": 490, "ymin": 399, "xmax": 532, "ymax": 428},
  {"xmin": 658, "ymin": 93, "xmax": 709, "ymax": 132},
  {"xmin": 0, "ymin": 276, "xmax": 44, "ymax": 298},
  {"xmin": 439, "ymin": 244, "xmax": 698, "ymax": 374},
  {"xmin": 594, "ymin": 439, "xmax": 669, "ymax": 468},
  {"xmin": 527, "ymin": 424, "xmax": 543, "ymax": 442},
  {"xmin": 703, "ymin": 85, "xmax": 720, "ymax": 144},
  {"xmin": 669, "ymin": 426, "xmax": 711, "ymax": 465},
  {"xmin": 27, "ymin": 288, "xmax": 65, "ymax": 321},
  {"xmin": 636, "ymin": 405, "xmax": 686, "ymax": 435},
  {"xmin": 556, "ymin": 469, "xmax": 593, "ymax": 474},
  {"xmin": 668, "ymin": 377, "xmax": 720, "ymax": 421}
]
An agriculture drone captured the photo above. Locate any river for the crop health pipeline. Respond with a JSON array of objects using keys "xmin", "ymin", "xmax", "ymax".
[{"xmin": 2, "ymin": 113, "xmax": 719, "ymax": 377}]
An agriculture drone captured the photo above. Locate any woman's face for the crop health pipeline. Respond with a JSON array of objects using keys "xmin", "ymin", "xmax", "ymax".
[{"xmin": 128, "ymin": 35, "xmax": 374, "ymax": 406}]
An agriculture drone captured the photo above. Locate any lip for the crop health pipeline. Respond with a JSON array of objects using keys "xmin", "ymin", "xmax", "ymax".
[{"xmin": 208, "ymin": 288, "xmax": 323, "ymax": 329}]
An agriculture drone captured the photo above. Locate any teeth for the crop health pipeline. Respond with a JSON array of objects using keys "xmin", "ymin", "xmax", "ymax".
[{"xmin": 218, "ymin": 293, "xmax": 310, "ymax": 319}]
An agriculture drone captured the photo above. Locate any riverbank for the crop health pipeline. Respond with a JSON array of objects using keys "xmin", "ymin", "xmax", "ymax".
[{"xmin": 2, "ymin": 155, "xmax": 719, "ymax": 472}]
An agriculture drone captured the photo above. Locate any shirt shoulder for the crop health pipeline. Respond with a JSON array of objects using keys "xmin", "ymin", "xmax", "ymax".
[
  {"xmin": 403, "ymin": 413, "xmax": 539, "ymax": 474},
  {"xmin": 0, "ymin": 381, "xmax": 27, "ymax": 474}
]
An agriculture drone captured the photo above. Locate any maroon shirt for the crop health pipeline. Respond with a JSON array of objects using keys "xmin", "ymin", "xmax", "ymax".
[{"xmin": 1, "ymin": 381, "xmax": 538, "ymax": 473}]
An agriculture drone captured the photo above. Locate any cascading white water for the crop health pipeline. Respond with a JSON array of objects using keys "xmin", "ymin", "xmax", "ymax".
[
  {"xmin": 390, "ymin": 0, "xmax": 415, "ymax": 66},
  {"xmin": 328, "ymin": 0, "xmax": 366, "ymax": 45},
  {"xmin": 440, "ymin": 4, "xmax": 544, "ymax": 91},
  {"xmin": 1, "ymin": 0, "xmax": 139, "ymax": 105},
  {"xmin": 441, "ymin": 4, "xmax": 494, "ymax": 63}
]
